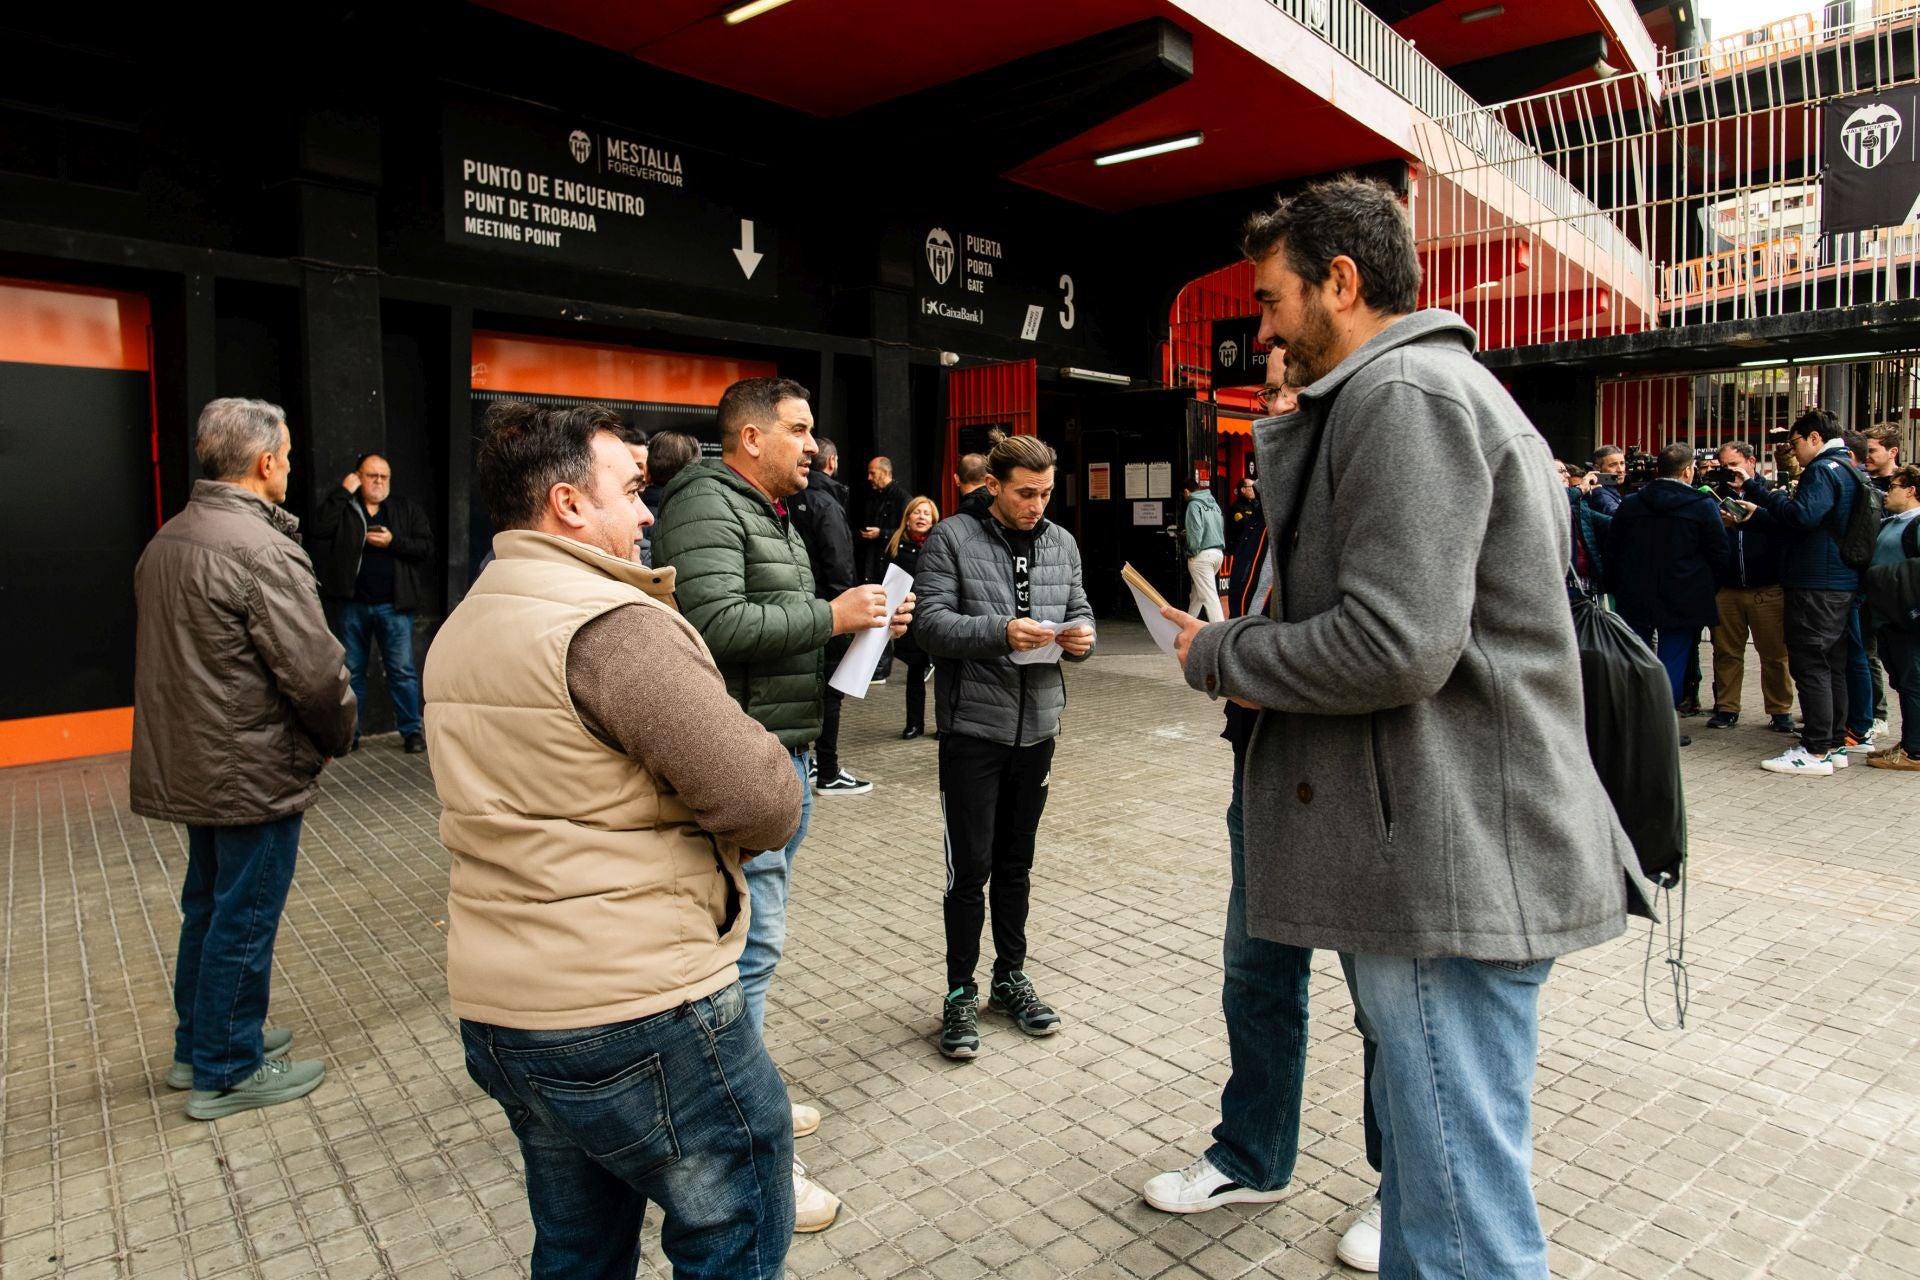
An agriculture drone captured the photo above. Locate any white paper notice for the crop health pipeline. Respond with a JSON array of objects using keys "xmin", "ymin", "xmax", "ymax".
[
  {"xmin": 1007, "ymin": 619, "xmax": 1091, "ymax": 665},
  {"xmin": 829, "ymin": 563, "xmax": 913, "ymax": 698},
  {"xmin": 1123, "ymin": 462, "xmax": 1147, "ymax": 499},
  {"xmin": 1129, "ymin": 581, "xmax": 1185, "ymax": 659},
  {"xmin": 1147, "ymin": 461, "xmax": 1173, "ymax": 499}
]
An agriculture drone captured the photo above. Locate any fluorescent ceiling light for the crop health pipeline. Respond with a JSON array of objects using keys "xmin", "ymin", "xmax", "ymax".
[
  {"xmin": 724, "ymin": 0, "xmax": 794, "ymax": 25},
  {"xmin": 1094, "ymin": 133, "xmax": 1204, "ymax": 167},
  {"xmin": 1460, "ymin": 5, "xmax": 1505, "ymax": 22},
  {"xmin": 1475, "ymin": 280, "xmax": 1500, "ymax": 289},
  {"xmin": 1061, "ymin": 367, "xmax": 1133, "ymax": 385},
  {"xmin": 1811, "ymin": 351, "xmax": 1882, "ymax": 362},
  {"xmin": 1738, "ymin": 357, "xmax": 1788, "ymax": 367}
]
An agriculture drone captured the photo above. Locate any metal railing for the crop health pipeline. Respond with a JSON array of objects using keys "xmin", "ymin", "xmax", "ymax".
[
  {"xmin": 1481, "ymin": 8, "xmax": 1920, "ymax": 333},
  {"xmin": 1597, "ymin": 355, "xmax": 1920, "ymax": 456},
  {"xmin": 1258, "ymin": 0, "xmax": 1657, "ymax": 350}
]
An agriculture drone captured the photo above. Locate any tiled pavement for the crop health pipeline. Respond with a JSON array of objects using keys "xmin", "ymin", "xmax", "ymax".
[{"xmin": 3, "ymin": 623, "xmax": 1917, "ymax": 1279}]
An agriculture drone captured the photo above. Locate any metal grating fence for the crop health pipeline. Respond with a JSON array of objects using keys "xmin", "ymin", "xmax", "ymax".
[{"xmin": 1595, "ymin": 352, "xmax": 1920, "ymax": 461}]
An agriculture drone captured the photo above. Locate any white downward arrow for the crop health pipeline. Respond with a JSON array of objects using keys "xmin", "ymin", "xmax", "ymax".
[{"xmin": 732, "ymin": 219, "xmax": 764, "ymax": 279}]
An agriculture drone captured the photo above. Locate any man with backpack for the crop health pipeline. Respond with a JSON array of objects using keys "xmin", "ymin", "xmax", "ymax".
[{"xmin": 1740, "ymin": 408, "xmax": 1880, "ymax": 775}]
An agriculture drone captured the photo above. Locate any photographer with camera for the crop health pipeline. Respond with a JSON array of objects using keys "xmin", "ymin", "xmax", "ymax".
[
  {"xmin": 1605, "ymin": 444, "xmax": 1729, "ymax": 722},
  {"xmin": 1704, "ymin": 442, "xmax": 1796, "ymax": 733},
  {"xmin": 1588, "ymin": 445, "xmax": 1628, "ymax": 515}
]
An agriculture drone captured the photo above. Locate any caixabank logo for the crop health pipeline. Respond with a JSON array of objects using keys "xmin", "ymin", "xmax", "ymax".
[{"xmin": 1841, "ymin": 102, "xmax": 1902, "ymax": 170}]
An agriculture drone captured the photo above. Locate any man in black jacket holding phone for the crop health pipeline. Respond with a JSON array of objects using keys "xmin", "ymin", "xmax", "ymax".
[
  {"xmin": 1605, "ymin": 443, "xmax": 1730, "ymax": 712},
  {"xmin": 308, "ymin": 453, "xmax": 435, "ymax": 753}
]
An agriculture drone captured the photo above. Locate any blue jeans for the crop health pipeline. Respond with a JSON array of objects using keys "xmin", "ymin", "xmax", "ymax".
[
  {"xmin": 461, "ymin": 983, "xmax": 794, "ymax": 1280},
  {"xmin": 171, "ymin": 814, "xmax": 303, "ymax": 1090},
  {"xmin": 1208, "ymin": 751, "xmax": 1315, "ymax": 1188},
  {"xmin": 1846, "ymin": 599, "xmax": 1875, "ymax": 738},
  {"xmin": 1354, "ymin": 954, "xmax": 1553, "ymax": 1280},
  {"xmin": 339, "ymin": 601, "xmax": 422, "ymax": 736},
  {"xmin": 1632, "ymin": 624, "xmax": 1696, "ymax": 707},
  {"xmin": 741, "ymin": 751, "xmax": 811, "ymax": 1037}
]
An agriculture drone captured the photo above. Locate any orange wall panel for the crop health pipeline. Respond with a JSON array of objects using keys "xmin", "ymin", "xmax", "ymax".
[
  {"xmin": 0, "ymin": 278, "xmax": 151, "ymax": 371},
  {"xmin": 471, "ymin": 332, "xmax": 775, "ymax": 405},
  {"xmin": 0, "ymin": 708, "xmax": 134, "ymax": 769}
]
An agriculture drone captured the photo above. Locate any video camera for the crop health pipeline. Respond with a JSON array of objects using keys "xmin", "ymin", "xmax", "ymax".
[{"xmin": 1619, "ymin": 447, "xmax": 1659, "ymax": 494}]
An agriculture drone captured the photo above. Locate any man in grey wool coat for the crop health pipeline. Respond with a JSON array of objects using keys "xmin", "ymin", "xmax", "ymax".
[{"xmin": 1161, "ymin": 176, "xmax": 1652, "ymax": 1280}]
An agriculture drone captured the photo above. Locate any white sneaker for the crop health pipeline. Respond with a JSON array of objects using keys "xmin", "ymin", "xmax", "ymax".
[
  {"xmin": 1142, "ymin": 1154, "xmax": 1288, "ymax": 1214},
  {"xmin": 1846, "ymin": 734, "xmax": 1876, "ymax": 755},
  {"xmin": 792, "ymin": 1159, "xmax": 839, "ymax": 1233},
  {"xmin": 1827, "ymin": 748, "xmax": 1850, "ymax": 769},
  {"xmin": 1335, "ymin": 1195, "xmax": 1383, "ymax": 1272},
  {"xmin": 1872, "ymin": 718, "xmax": 1890, "ymax": 738},
  {"xmin": 1761, "ymin": 746, "xmax": 1834, "ymax": 776},
  {"xmin": 791, "ymin": 1102, "xmax": 820, "ymax": 1138}
]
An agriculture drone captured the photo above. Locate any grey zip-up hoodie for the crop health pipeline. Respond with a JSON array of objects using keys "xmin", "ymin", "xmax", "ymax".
[{"xmin": 1186, "ymin": 310, "xmax": 1650, "ymax": 960}]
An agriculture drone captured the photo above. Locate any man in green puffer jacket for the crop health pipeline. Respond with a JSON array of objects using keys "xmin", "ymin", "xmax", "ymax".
[{"xmin": 650, "ymin": 376, "xmax": 910, "ymax": 1234}]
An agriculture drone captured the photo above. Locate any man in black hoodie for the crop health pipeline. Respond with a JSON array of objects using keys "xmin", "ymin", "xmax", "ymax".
[
  {"xmin": 789, "ymin": 437, "xmax": 873, "ymax": 796},
  {"xmin": 1605, "ymin": 443, "xmax": 1731, "ymax": 709}
]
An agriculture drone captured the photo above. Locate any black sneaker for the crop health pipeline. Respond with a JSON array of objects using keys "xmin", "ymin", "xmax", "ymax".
[
  {"xmin": 939, "ymin": 988, "xmax": 980, "ymax": 1059},
  {"xmin": 1769, "ymin": 714, "xmax": 1798, "ymax": 734},
  {"xmin": 1705, "ymin": 711, "xmax": 1738, "ymax": 729},
  {"xmin": 403, "ymin": 732, "xmax": 427, "ymax": 754},
  {"xmin": 814, "ymin": 769, "xmax": 873, "ymax": 797},
  {"xmin": 988, "ymin": 971, "xmax": 1061, "ymax": 1036}
]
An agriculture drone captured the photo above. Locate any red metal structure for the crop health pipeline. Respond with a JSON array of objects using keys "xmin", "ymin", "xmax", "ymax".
[{"xmin": 942, "ymin": 359, "xmax": 1037, "ymax": 515}]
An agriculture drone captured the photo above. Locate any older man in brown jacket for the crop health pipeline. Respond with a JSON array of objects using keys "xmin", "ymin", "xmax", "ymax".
[
  {"xmin": 425, "ymin": 401, "xmax": 804, "ymax": 1280},
  {"xmin": 132, "ymin": 397, "xmax": 354, "ymax": 1121}
]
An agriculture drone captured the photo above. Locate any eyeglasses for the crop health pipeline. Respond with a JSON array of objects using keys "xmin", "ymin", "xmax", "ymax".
[{"xmin": 1254, "ymin": 386, "xmax": 1286, "ymax": 406}]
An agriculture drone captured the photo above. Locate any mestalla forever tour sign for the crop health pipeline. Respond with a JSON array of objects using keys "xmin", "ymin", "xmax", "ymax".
[
  {"xmin": 1824, "ymin": 91, "xmax": 1920, "ymax": 237},
  {"xmin": 442, "ymin": 93, "xmax": 777, "ymax": 297}
]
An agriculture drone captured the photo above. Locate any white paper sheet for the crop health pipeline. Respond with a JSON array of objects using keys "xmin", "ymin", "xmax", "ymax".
[
  {"xmin": 1007, "ymin": 619, "xmax": 1094, "ymax": 665},
  {"xmin": 1128, "ymin": 581, "xmax": 1186, "ymax": 659},
  {"xmin": 829, "ymin": 563, "xmax": 913, "ymax": 698}
]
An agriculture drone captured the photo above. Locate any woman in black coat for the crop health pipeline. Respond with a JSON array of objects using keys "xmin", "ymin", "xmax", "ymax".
[{"xmin": 887, "ymin": 496, "xmax": 940, "ymax": 738}]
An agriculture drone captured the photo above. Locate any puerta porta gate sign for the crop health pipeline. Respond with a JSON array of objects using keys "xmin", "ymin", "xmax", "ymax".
[
  {"xmin": 912, "ymin": 220, "xmax": 1080, "ymax": 345},
  {"xmin": 442, "ymin": 94, "xmax": 776, "ymax": 297}
]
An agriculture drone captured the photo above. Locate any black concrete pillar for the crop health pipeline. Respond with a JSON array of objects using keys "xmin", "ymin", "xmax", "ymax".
[
  {"xmin": 289, "ymin": 104, "xmax": 386, "ymax": 516},
  {"xmin": 870, "ymin": 286, "xmax": 914, "ymax": 482}
]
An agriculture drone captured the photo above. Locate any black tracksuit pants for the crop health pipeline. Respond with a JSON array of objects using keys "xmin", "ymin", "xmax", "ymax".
[
  {"xmin": 940, "ymin": 732, "xmax": 1055, "ymax": 994},
  {"xmin": 1783, "ymin": 588, "xmax": 1854, "ymax": 753}
]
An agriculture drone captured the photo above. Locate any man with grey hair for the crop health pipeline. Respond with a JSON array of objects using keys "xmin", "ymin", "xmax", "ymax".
[{"xmin": 132, "ymin": 398, "xmax": 354, "ymax": 1120}]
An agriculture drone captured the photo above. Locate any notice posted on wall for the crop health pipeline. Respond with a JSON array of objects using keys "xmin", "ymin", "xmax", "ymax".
[
  {"xmin": 1147, "ymin": 461, "xmax": 1173, "ymax": 499},
  {"xmin": 1132, "ymin": 500, "xmax": 1163, "ymax": 526},
  {"xmin": 1124, "ymin": 463, "xmax": 1147, "ymax": 499},
  {"xmin": 1087, "ymin": 462, "xmax": 1111, "ymax": 500}
]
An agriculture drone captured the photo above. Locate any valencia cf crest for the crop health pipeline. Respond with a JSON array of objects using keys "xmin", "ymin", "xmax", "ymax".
[
  {"xmin": 1841, "ymin": 103, "xmax": 1902, "ymax": 170},
  {"xmin": 925, "ymin": 228, "xmax": 955, "ymax": 285}
]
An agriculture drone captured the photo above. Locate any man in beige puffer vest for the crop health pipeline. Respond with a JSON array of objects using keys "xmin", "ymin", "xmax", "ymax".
[{"xmin": 425, "ymin": 401, "xmax": 803, "ymax": 1280}]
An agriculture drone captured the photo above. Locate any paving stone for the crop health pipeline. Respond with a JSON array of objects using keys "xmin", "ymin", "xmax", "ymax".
[{"xmin": 1, "ymin": 625, "xmax": 1914, "ymax": 1277}]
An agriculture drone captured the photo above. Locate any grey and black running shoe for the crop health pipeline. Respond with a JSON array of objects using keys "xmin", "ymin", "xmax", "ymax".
[
  {"xmin": 989, "ymin": 970, "xmax": 1061, "ymax": 1036},
  {"xmin": 939, "ymin": 987, "xmax": 980, "ymax": 1059}
]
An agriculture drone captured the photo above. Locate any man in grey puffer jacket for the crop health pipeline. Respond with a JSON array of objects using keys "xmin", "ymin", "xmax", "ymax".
[
  {"xmin": 1163, "ymin": 178, "xmax": 1650, "ymax": 1280},
  {"xmin": 914, "ymin": 432, "xmax": 1094, "ymax": 1061}
]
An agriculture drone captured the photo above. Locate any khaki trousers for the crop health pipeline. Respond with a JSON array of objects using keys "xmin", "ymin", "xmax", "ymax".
[{"xmin": 1711, "ymin": 585, "xmax": 1794, "ymax": 715}]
